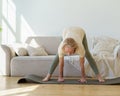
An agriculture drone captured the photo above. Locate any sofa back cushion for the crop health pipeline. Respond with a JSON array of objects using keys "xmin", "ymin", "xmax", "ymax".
[{"xmin": 25, "ymin": 36, "xmax": 62, "ymax": 55}]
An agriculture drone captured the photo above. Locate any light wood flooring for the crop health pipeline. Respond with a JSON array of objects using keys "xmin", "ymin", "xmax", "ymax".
[{"xmin": 0, "ymin": 76, "xmax": 120, "ymax": 96}]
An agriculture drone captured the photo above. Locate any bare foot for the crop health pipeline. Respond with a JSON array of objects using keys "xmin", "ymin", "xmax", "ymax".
[
  {"xmin": 58, "ymin": 77, "xmax": 64, "ymax": 82},
  {"xmin": 42, "ymin": 74, "xmax": 51, "ymax": 82},
  {"xmin": 97, "ymin": 74, "xmax": 105, "ymax": 83},
  {"xmin": 78, "ymin": 77, "xmax": 87, "ymax": 83}
]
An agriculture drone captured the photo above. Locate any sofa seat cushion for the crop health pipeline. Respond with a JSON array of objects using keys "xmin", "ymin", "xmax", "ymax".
[
  {"xmin": 11, "ymin": 56, "xmax": 57, "ymax": 76},
  {"xmin": 10, "ymin": 55, "xmax": 80, "ymax": 77}
]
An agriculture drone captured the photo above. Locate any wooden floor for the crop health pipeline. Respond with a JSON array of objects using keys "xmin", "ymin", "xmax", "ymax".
[{"xmin": 0, "ymin": 76, "xmax": 120, "ymax": 96}]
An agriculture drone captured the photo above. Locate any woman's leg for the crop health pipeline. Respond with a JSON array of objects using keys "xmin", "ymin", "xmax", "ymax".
[
  {"xmin": 82, "ymin": 34, "xmax": 104, "ymax": 82},
  {"xmin": 82, "ymin": 34, "xmax": 99, "ymax": 75},
  {"xmin": 42, "ymin": 54, "xmax": 59, "ymax": 81},
  {"xmin": 49, "ymin": 53, "xmax": 59, "ymax": 74},
  {"xmin": 43, "ymin": 37, "xmax": 62, "ymax": 81}
]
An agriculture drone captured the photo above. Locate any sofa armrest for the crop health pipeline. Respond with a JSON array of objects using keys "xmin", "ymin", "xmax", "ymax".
[
  {"xmin": 0, "ymin": 44, "xmax": 16, "ymax": 76},
  {"xmin": 113, "ymin": 45, "xmax": 120, "ymax": 59}
]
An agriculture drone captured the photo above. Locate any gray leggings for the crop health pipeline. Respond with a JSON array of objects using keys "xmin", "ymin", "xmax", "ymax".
[{"xmin": 48, "ymin": 34, "xmax": 99, "ymax": 75}]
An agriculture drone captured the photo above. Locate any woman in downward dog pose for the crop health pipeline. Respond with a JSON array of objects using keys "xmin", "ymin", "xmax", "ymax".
[{"xmin": 43, "ymin": 26, "xmax": 105, "ymax": 83}]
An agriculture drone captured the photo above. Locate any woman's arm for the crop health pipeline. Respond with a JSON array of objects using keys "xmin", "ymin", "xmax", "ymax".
[
  {"xmin": 58, "ymin": 57, "xmax": 64, "ymax": 82},
  {"xmin": 80, "ymin": 57, "xmax": 85, "ymax": 76},
  {"xmin": 79, "ymin": 57, "xmax": 86, "ymax": 82}
]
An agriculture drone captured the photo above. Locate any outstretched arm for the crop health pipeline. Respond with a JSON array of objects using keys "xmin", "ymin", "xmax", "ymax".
[
  {"xmin": 58, "ymin": 57, "xmax": 64, "ymax": 82},
  {"xmin": 79, "ymin": 57, "xmax": 87, "ymax": 83}
]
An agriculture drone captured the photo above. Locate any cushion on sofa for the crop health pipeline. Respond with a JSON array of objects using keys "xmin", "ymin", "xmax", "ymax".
[
  {"xmin": 92, "ymin": 36, "xmax": 119, "ymax": 56},
  {"xmin": 15, "ymin": 47, "xmax": 28, "ymax": 56},
  {"xmin": 27, "ymin": 45, "xmax": 48, "ymax": 56},
  {"xmin": 26, "ymin": 39, "xmax": 48, "ymax": 56},
  {"xmin": 9, "ymin": 43, "xmax": 28, "ymax": 56},
  {"xmin": 25, "ymin": 36, "xmax": 62, "ymax": 55}
]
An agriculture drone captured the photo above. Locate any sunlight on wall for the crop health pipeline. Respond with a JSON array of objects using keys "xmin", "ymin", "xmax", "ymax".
[
  {"xmin": 2, "ymin": 0, "xmax": 16, "ymax": 44},
  {"xmin": 21, "ymin": 15, "xmax": 35, "ymax": 42},
  {"xmin": 1, "ymin": 0, "xmax": 35, "ymax": 44},
  {"xmin": 7, "ymin": 0, "xmax": 16, "ymax": 32}
]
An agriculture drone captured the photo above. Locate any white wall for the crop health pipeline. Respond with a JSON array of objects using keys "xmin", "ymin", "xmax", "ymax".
[{"xmin": 1, "ymin": 0, "xmax": 120, "ymax": 43}]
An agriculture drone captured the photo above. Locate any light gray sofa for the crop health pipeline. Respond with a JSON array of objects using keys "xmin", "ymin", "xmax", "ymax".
[
  {"xmin": 0, "ymin": 36, "xmax": 81, "ymax": 77},
  {"xmin": 0, "ymin": 36, "xmax": 120, "ymax": 79}
]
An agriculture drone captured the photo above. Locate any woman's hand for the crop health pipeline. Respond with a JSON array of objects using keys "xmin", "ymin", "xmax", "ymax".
[{"xmin": 80, "ymin": 57, "xmax": 85, "ymax": 77}]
